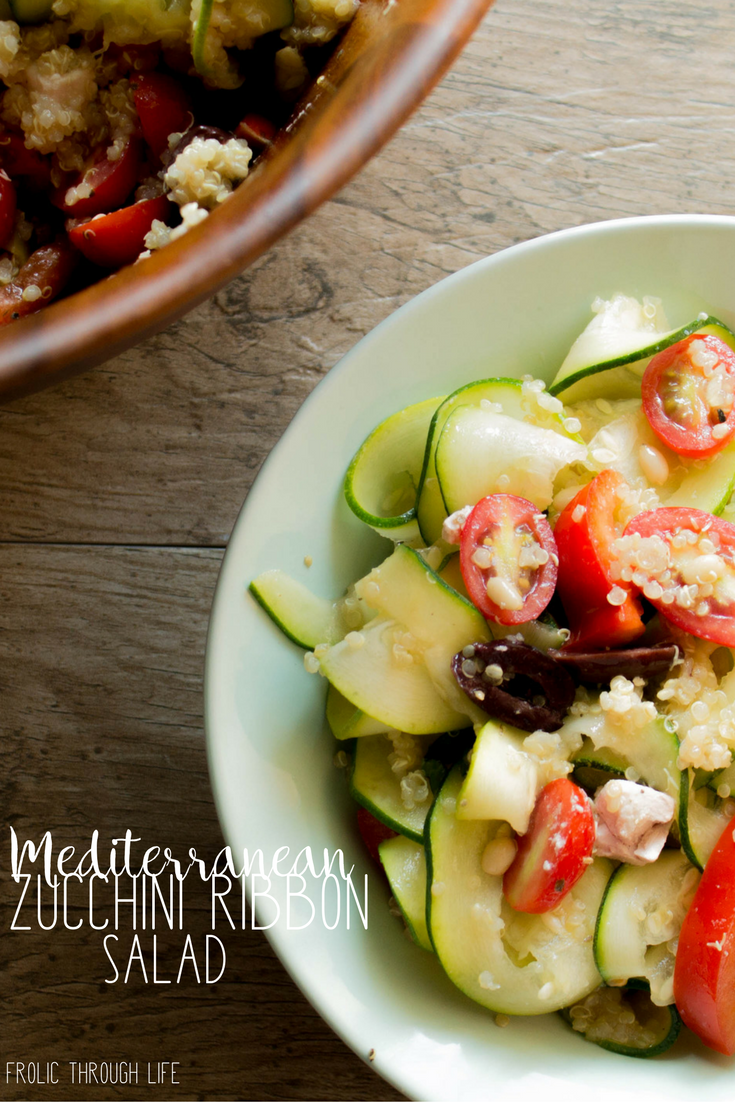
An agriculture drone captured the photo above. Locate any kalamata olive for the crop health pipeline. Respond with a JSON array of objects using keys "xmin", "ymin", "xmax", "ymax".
[
  {"xmin": 548, "ymin": 644, "xmax": 679, "ymax": 684},
  {"xmin": 452, "ymin": 639, "xmax": 576, "ymax": 733}
]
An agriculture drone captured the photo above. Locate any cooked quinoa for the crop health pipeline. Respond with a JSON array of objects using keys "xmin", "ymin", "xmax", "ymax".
[
  {"xmin": 569, "ymin": 987, "xmax": 670, "ymax": 1048},
  {"xmin": 274, "ymin": 44, "xmax": 308, "ymax": 97},
  {"xmin": 283, "ymin": 0, "xmax": 358, "ymax": 47},
  {"xmin": 0, "ymin": 23, "xmax": 98, "ymax": 155},
  {"xmin": 657, "ymin": 636, "xmax": 735, "ymax": 771},
  {"xmin": 144, "ymin": 200, "xmax": 208, "ymax": 250},
  {"xmin": 164, "ymin": 134, "xmax": 251, "ymax": 208}
]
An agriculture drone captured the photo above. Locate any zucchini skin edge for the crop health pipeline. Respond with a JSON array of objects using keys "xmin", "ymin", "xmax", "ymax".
[{"xmin": 558, "ymin": 989, "xmax": 682, "ymax": 1059}]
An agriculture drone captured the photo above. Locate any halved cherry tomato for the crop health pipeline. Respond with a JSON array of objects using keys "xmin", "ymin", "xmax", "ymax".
[
  {"xmin": 459, "ymin": 494, "xmax": 557, "ymax": 625},
  {"xmin": 674, "ymin": 816, "xmax": 735, "ymax": 1054},
  {"xmin": 0, "ymin": 131, "xmax": 50, "ymax": 190},
  {"xmin": 356, "ymin": 806, "xmax": 396, "ymax": 864},
  {"xmin": 51, "ymin": 137, "xmax": 142, "ymax": 217},
  {"xmin": 624, "ymin": 507, "xmax": 735, "ymax": 646},
  {"xmin": 503, "ymin": 778, "xmax": 595, "ymax": 914},
  {"xmin": 642, "ymin": 333, "xmax": 735, "ymax": 458},
  {"xmin": 0, "ymin": 240, "xmax": 78, "ymax": 326},
  {"xmin": 133, "ymin": 73, "xmax": 193, "ymax": 159},
  {"xmin": 554, "ymin": 469, "xmax": 645, "ymax": 650},
  {"xmin": 0, "ymin": 169, "xmax": 16, "ymax": 250},
  {"xmin": 236, "ymin": 113, "xmax": 277, "ymax": 149},
  {"xmin": 68, "ymin": 195, "xmax": 171, "ymax": 269}
]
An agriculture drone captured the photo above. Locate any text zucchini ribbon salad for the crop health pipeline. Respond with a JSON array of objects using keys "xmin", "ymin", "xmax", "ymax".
[
  {"xmin": 252, "ymin": 294, "xmax": 735, "ymax": 1059},
  {"xmin": 0, "ymin": 0, "xmax": 357, "ymax": 322}
]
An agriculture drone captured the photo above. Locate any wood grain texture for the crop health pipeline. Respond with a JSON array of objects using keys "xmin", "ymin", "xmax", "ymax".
[
  {"xmin": 0, "ymin": 546, "xmax": 403, "ymax": 1102},
  {"xmin": 3, "ymin": 0, "xmax": 735, "ymax": 1097}
]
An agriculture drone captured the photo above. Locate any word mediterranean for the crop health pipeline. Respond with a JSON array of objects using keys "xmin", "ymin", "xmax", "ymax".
[{"xmin": 6, "ymin": 828, "xmax": 368, "ymax": 985}]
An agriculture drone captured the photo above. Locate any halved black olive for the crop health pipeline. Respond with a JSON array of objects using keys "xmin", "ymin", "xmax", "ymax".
[
  {"xmin": 452, "ymin": 639, "xmax": 576, "ymax": 732},
  {"xmin": 548, "ymin": 644, "xmax": 679, "ymax": 684}
]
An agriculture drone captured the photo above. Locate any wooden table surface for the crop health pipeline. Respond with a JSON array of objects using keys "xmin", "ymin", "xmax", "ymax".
[{"xmin": 4, "ymin": 0, "xmax": 735, "ymax": 1098}]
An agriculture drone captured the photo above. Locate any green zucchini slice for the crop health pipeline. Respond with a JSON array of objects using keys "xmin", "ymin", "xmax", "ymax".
[
  {"xmin": 326, "ymin": 685, "xmax": 390, "ymax": 740},
  {"xmin": 663, "ymin": 436, "xmax": 735, "ymax": 515},
  {"xmin": 354, "ymin": 544, "xmax": 488, "ymax": 650},
  {"xmin": 435, "ymin": 402, "xmax": 586, "ymax": 515},
  {"xmin": 344, "ymin": 395, "xmax": 444, "ymax": 544},
  {"xmin": 349, "ymin": 734, "xmax": 434, "ymax": 842},
  {"xmin": 318, "ymin": 546, "xmax": 485, "ymax": 732},
  {"xmin": 679, "ymin": 771, "xmax": 735, "ymax": 870},
  {"xmin": 353, "ymin": 543, "xmax": 489, "ymax": 724},
  {"xmin": 249, "ymin": 569, "xmax": 350, "ymax": 648},
  {"xmin": 495, "ymin": 612, "xmax": 569, "ymax": 653},
  {"xmin": 561, "ymin": 712, "xmax": 681, "ymax": 819},
  {"xmin": 561, "ymin": 984, "xmax": 681, "ymax": 1058},
  {"xmin": 593, "ymin": 850, "xmax": 699, "ymax": 1002},
  {"xmin": 436, "ymin": 552, "xmax": 469, "ymax": 596},
  {"xmin": 319, "ymin": 615, "xmax": 469, "ymax": 735},
  {"xmin": 571, "ymin": 740, "xmax": 628, "ymax": 793},
  {"xmin": 704, "ymin": 758, "xmax": 735, "ymax": 793},
  {"xmin": 8, "ymin": 0, "xmax": 51, "ymax": 22},
  {"xmin": 415, "ymin": 377, "xmax": 577, "ymax": 545},
  {"xmin": 426, "ymin": 765, "xmax": 613, "ymax": 1015},
  {"xmin": 550, "ymin": 314, "xmax": 735, "ymax": 403},
  {"xmin": 192, "ymin": 0, "xmax": 214, "ymax": 76},
  {"xmin": 457, "ymin": 719, "xmax": 538, "ymax": 834},
  {"xmin": 379, "ymin": 835, "xmax": 432, "ymax": 951}
]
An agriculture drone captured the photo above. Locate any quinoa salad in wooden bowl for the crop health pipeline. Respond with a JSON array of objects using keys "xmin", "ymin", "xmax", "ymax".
[
  {"xmin": 0, "ymin": 0, "xmax": 494, "ymax": 397},
  {"xmin": 0, "ymin": 0, "xmax": 357, "ymax": 320}
]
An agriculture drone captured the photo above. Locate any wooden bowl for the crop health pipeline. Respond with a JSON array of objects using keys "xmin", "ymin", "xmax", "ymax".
[{"xmin": 0, "ymin": 0, "xmax": 493, "ymax": 400}]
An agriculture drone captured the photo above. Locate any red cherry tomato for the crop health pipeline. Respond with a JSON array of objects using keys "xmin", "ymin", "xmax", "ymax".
[
  {"xmin": 0, "ymin": 169, "xmax": 16, "ymax": 250},
  {"xmin": 51, "ymin": 137, "xmax": 142, "ymax": 217},
  {"xmin": 642, "ymin": 333, "xmax": 735, "ymax": 458},
  {"xmin": 236, "ymin": 113, "xmax": 277, "ymax": 149},
  {"xmin": 356, "ymin": 807, "xmax": 397, "ymax": 864},
  {"xmin": 68, "ymin": 195, "xmax": 171, "ymax": 269},
  {"xmin": 459, "ymin": 494, "xmax": 558, "ymax": 625},
  {"xmin": 0, "ymin": 240, "xmax": 78, "ymax": 326},
  {"xmin": 554, "ymin": 469, "xmax": 645, "ymax": 650},
  {"xmin": 133, "ymin": 73, "xmax": 193, "ymax": 159},
  {"xmin": 0, "ymin": 131, "xmax": 50, "ymax": 190},
  {"xmin": 674, "ymin": 816, "xmax": 735, "ymax": 1054},
  {"xmin": 624, "ymin": 507, "xmax": 735, "ymax": 646},
  {"xmin": 503, "ymin": 778, "xmax": 595, "ymax": 914}
]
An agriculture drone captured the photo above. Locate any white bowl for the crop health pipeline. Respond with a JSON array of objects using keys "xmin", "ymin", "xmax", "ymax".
[{"xmin": 205, "ymin": 215, "xmax": 735, "ymax": 1102}]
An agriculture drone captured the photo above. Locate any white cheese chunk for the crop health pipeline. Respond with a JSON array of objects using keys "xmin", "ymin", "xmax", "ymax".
[
  {"xmin": 442, "ymin": 505, "xmax": 473, "ymax": 545},
  {"xmin": 592, "ymin": 779, "xmax": 675, "ymax": 866}
]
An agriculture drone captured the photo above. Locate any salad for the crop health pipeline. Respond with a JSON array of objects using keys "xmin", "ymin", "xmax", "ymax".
[
  {"xmin": 0, "ymin": 0, "xmax": 356, "ymax": 323},
  {"xmin": 251, "ymin": 293, "xmax": 735, "ymax": 1059}
]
